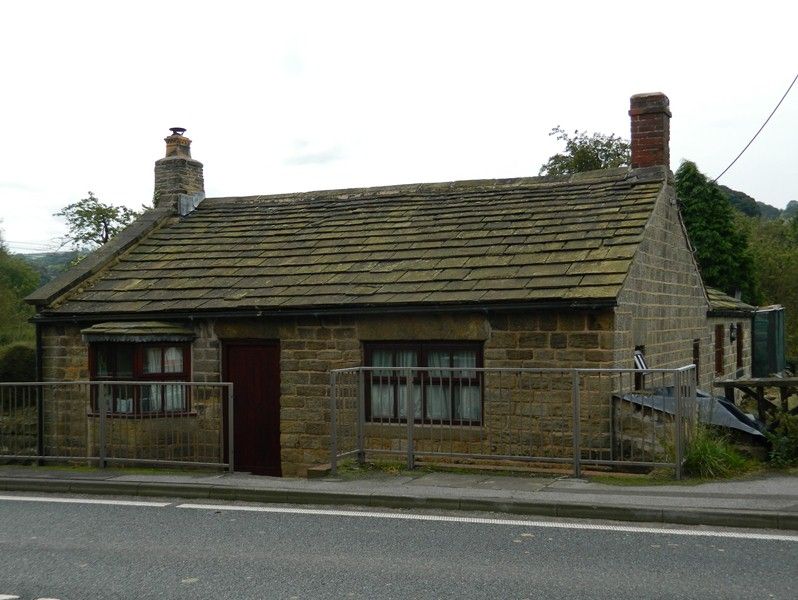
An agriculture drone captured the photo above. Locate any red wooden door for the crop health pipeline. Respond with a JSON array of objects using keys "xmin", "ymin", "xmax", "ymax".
[{"xmin": 223, "ymin": 342, "xmax": 281, "ymax": 476}]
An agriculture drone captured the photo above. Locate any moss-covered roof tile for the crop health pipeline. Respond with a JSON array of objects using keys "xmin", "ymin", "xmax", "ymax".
[{"xmin": 46, "ymin": 166, "xmax": 668, "ymax": 315}]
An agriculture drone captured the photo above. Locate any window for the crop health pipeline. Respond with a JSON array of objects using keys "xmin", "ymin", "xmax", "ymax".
[
  {"xmin": 364, "ymin": 342, "xmax": 483, "ymax": 424},
  {"xmin": 634, "ymin": 346, "xmax": 647, "ymax": 390},
  {"xmin": 91, "ymin": 343, "xmax": 191, "ymax": 415},
  {"xmin": 736, "ymin": 322, "xmax": 744, "ymax": 370},
  {"xmin": 714, "ymin": 324, "xmax": 724, "ymax": 376},
  {"xmin": 692, "ymin": 339, "xmax": 701, "ymax": 385}
]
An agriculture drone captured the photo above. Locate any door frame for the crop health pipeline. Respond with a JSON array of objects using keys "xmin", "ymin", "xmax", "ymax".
[{"xmin": 221, "ymin": 339, "xmax": 281, "ymax": 475}]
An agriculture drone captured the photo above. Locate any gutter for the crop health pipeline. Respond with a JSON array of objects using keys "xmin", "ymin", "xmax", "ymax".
[
  {"xmin": 707, "ymin": 310, "xmax": 756, "ymax": 319},
  {"xmin": 31, "ymin": 298, "xmax": 618, "ymax": 324}
]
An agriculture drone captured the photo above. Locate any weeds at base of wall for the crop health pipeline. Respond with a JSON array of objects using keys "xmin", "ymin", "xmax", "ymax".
[
  {"xmin": 766, "ymin": 411, "xmax": 798, "ymax": 467},
  {"xmin": 0, "ymin": 462, "xmax": 224, "ymax": 476},
  {"xmin": 333, "ymin": 458, "xmax": 420, "ymax": 480},
  {"xmin": 682, "ymin": 425, "xmax": 750, "ymax": 479}
]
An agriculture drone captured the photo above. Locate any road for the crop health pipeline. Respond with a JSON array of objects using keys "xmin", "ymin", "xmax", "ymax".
[{"xmin": 0, "ymin": 493, "xmax": 795, "ymax": 599}]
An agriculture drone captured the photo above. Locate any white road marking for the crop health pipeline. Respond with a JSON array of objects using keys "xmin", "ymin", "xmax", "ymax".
[
  {"xmin": 176, "ymin": 503, "xmax": 798, "ymax": 543},
  {"xmin": 0, "ymin": 494, "xmax": 170, "ymax": 508},
  {"xmin": 0, "ymin": 594, "xmax": 60, "ymax": 599}
]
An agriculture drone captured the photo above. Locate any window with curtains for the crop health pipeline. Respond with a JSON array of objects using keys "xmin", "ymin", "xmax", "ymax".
[
  {"xmin": 91, "ymin": 343, "xmax": 191, "ymax": 415},
  {"xmin": 364, "ymin": 342, "xmax": 483, "ymax": 425}
]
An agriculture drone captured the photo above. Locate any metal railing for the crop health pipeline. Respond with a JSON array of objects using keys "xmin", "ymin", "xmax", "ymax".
[
  {"xmin": 330, "ymin": 366, "xmax": 697, "ymax": 478},
  {"xmin": 0, "ymin": 381, "xmax": 234, "ymax": 470}
]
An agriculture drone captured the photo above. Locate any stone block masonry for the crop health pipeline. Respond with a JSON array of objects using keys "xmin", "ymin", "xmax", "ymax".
[
  {"xmin": 34, "ymin": 311, "xmax": 613, "ymax": 475},
  {"xmin": 614, "ymin": 183, "xmax": 711, "ymax": 389},
  {"xmin": 37, "ymin": 301, "xmax": 667, "ymax": 476}
]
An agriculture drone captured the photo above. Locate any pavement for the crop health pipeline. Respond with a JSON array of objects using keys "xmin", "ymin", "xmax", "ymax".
[{"xmin": 0, "ymin": 464, "xmax": 796, "ymax": 531}]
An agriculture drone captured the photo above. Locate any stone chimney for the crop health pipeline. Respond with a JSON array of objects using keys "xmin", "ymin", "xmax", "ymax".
[
  {"xmin": 154, "ymin": 127, "xmax": 205, "ymax": 213},
  {"xmin": 629, "ymin": 93, "xmax": 671, "ymax": 169}
]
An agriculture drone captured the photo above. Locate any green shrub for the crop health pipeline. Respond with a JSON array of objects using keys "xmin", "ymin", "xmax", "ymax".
[
  {"xmin": 682, "ymin": 425, "xmax": 748, "ymax": 479},
  {"xmin": 0, "ymin": 344, "xmax": 36, "ymax": 382},
  {"xmin": 766, "ymin": 412, "xmax": 798, "ymax": 467}
]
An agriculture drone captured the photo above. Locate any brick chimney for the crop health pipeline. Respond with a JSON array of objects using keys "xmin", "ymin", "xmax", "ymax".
[
  {"xmin": 154, "ymin": 127, "xmax": 204, "ymax": 212},
  {"xmin": 629, "ymin": 93, "xmax": 671, "ymax": 169}
]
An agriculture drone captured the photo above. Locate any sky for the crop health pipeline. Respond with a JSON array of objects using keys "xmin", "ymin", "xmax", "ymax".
[{"xmin": 1, "ymin": 0, "xmax": 796, "ymax": 253}]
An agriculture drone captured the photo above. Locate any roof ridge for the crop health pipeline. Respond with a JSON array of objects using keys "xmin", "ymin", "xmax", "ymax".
[{"xmin": 201, "ymin": 166, "xmax": 667, "ymax": 207}]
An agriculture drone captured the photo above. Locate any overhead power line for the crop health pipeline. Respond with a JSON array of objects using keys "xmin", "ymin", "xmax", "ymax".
[
  {"xmin": 713, "ymin": 72, "xmax": 798, "ymax": 183},
  {"xmin": 4, "ymin": 240, "xmax": 61, "ymax": 252}
]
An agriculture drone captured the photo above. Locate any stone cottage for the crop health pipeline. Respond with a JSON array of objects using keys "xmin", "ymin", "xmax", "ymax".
[{"xmin": 27, "ymin": 93, "xmax": 726, "ymax": 476}]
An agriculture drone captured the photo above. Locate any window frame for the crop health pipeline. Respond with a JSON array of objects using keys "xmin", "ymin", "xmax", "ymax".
[
  {"xmin": 714, "ymin": 324, "xmax": 725, "ymax": 376},
  {"xmin": 364, "ymin": 341, "xmax": 484, "ymax": 426},
  {"xmin": 89, "ymin": 342, "xmax": 192, "ymax": 417},
  {"xmin": 736, "ymin": 322, "xmax": 744, "ymax": 371}
]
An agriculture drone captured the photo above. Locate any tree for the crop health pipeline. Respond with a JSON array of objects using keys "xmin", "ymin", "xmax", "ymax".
[
  {"xmin": 674, "ymin": 161, "xmax": 759, "ymax": 303},
  {"xmin": 719, "ymin": 185, "xmax": 760, "ymax": 218},
  {"xmin": 54, "ymin": 192, "xmax": 140, "ymax": 249},
  {"xmin": 742, "ymin": 214, "xmax": 798, "ymax": 359},
  {"xmin": 539, "ymin": 126, "xmax": 631, "ymax": 176},
  {"xmin": 0, "ymin": 231, "xmax": 39, "ymax": 345}
]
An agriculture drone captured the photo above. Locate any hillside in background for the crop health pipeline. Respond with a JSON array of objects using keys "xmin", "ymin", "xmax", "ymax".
[
  {"xmin": 720, "ymin": 185, "xmax": 795, "ymax": 220},
  {"xmin": 18, "ymin": 251, "xmax": 80, "ymax": 286}
]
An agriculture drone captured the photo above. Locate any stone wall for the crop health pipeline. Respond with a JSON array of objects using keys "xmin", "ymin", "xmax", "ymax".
[
  {"xmin": 614, "ymin": 183, "xmax": 712, "ymax": 389},
  {"xmin": 38, "ymin": 287, "xmax": 703, "ymax": 476},
  {"xmin": 40, "ymin": 324, "xmax": 90, "ymax": 458},
  {"xmin": 708, "ymin": 317, "xmax": 751, "ymax": 381},
  {"xmin": 708, "ymin": 316, "xmax": 752, "ymax": 405},
  {"xmin": 38, "ymin": 323, "xmax": 224, "ymax": 465},
  {"xmin": 209, "ymin": 310, "xmax": 615, "ymax": 475}
]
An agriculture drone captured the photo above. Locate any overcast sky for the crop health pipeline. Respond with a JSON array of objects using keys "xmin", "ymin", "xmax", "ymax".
[{"xmin": 1, "ymin": 0, "xmax": 796, "ymax": 253}]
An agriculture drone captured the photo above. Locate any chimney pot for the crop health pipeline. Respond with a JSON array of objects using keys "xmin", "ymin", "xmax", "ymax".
[{"xmin": 629, "ymin": 92, "xmax": 671, "ymax": 169}]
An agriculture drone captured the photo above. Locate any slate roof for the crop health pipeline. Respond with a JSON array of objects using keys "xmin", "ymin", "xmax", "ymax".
[
  {"xmin": 80, "ymin": 321, "xmax": 195, "ymax": 342},
  {"xmin": 706, "ymin": 287, "xmax": 756, "ymax": 316},
  {"xmin": 39, "ymin": 166, "xmax": 668, "ymax": 317}
]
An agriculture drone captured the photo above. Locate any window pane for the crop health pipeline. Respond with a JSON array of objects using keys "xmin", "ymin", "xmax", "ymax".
[
  {"xmin": 164, "ymin": 347, "xmax": 183, "ymax": 373},
  {"xmin": 143, "ymin": 348, "xmax": 162, "ymax": 374},
  {"xmin": 141, "ymin": 384, "xmax": 162, "ymax": 412},
  {"xmin": 116, "ymin": 387, "xmax": 134, "ymax": 413},
  {"xmin": 370, "ymin": 383, "xmax": 394, "ymax": 418},
  {"xmin": 427, "ymin": 351, "xmax": 449, "ymax": 377},
  {"xmin": 164, "ymin": 384, "xmax": 185, "ymax": 411},
  {"xmin": 425, "ymin": 384, "xmax": 451, "ymax": 420},
  {"xmin": 396, "ymin": 351, "xmax": 417, "ymax": 369},
  {"xmin": 116, "ymin": 346, "xmax": 134, "ymax": 379},
  {"xmin": 97, "ymin": 384, "xmax": 113, "ymax": 410},
  {"xmin": 95, "ymin": 346, "xmax": 111, "ymax": 377},
  {"xmin": 452, "ymin": 350, "xmax": 477, "ymax": 378},
  {"xmin": 455, "ymin": 386, "xmax": 481, "ymax": 421},
  {"xmin": 372, "ymin": 350, "xmax": 393, "ymax": 376},
  {"xmin": 397, "ymin": 383, "xmax": 422, "ymax": 419}
]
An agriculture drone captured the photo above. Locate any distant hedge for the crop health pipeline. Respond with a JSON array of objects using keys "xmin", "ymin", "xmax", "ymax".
[{"xmin": 0, "ymin": 344, "xmax": 36, "ymax": 382}]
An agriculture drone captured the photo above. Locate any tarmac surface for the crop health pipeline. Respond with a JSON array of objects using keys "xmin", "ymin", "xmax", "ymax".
[{"xmin": 0, "ymin": 465, "xmax": 796, "ymax": 531}]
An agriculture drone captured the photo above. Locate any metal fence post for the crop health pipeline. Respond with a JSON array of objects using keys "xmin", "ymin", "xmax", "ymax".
[
  {"xmin": 571, "ymin": 370, "xmax": 581, "ymax": 478},
  {"xmin": 97, "ymin": 383, "xmax": 107, "ymax": 469},
  {"xmin": 227, "ymin": 383, "xmax": 235, "ymax": 473},
  {"xmin": 405, "ymin": 368, "xmax": 415, "ymax": 471},
  {"xmin": 357, "ymin": 368, "xmax": 365, "ymax": 465},
  {"xmin": 36, "ymin": 384, "xmax": 44, "ymax": 466},
  {"xmin": 674, "ymin": 369, "xmax": 684, "ymax": 480},
  {"xmin": 330, "ymin": 371, "xmax": 338, "ymax": 475}
]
